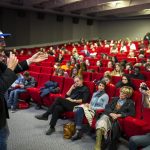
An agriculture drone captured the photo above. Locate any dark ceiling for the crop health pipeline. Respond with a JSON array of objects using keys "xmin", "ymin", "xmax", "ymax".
[{"xmin": 0, "ymin": 0, "xmax": 150, "ymax": 20}]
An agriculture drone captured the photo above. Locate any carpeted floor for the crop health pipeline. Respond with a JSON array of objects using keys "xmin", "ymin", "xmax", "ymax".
[{"xmin": 7, "ymin": 106, "xmax": 129, "ymax": 150}]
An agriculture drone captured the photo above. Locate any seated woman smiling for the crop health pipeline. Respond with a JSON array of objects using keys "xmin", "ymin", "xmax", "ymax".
[
  {"xmin": 71, "ymin": 80, "xmax": 109, "ymax": 141},
  {"xmin": 95, "ymin": 86, "xmax": 135, "ymax": 150}
]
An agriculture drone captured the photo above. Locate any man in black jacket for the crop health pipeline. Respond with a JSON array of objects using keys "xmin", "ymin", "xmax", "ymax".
[
  {"xmin": 35, "ymin": 75, "xmax": 90, "ymax": 135},
  {"xmin": 0, "ymin": 31, "xmax": 48, "ymax": 150}
]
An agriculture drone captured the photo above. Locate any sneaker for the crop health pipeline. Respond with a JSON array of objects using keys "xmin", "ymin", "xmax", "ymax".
[
  {"xmin": 45, "ymin": 127, "xmax": 55, "ymax": 135},
  {"xmin": 35, "ymin": 114, "xmax": 48, "ymax": 120}
]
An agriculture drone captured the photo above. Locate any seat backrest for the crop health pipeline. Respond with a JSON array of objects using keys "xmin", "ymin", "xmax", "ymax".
[
  {"xmin": 40, "ymin": 67, "xmax": 54, "ymax": 74},
  {"xmin": 132, "ymin": 91, "xmax": 142, "ymax": 119},
  {"xmin": 99, "ymin": 67, "xmax": 113, "ymax": 73},
  {"xmin": 143, "ymin": 108, "xmax": 150, "ymax": 126},
  {"xmin": 141, "ymin": 71, "xmax": 150, "ymax": 81},
  {"xmin": 91, "ymin": 72, "xmax": 103, "ymax": 81},
  {"xmin": 88, "ymin": 66, "xmax": 99, "ymax": 72},
  {"xmin": 131, "ymin": 78, "xmax": 144, "ymax": 91},
  {"xmin": 111, "ymin": 76, "xmax": 122, "ymax": 85},
  {"xmin": 83, "ymin": 81, "xmax": 95, "ymax": 102},
  {"xmin": 29, "ymin": 65, "xmax": 41, "ymax": 73},
  {"xmin": 41, "ymin": 62, "xmax": 52, "ymax": 67},
  {"xmin": 62, "ymin": 78, "xmax": 74, "ymax": 96},
  {"xmin": 82, "ymin": 72, "xmax": 92, "ymax": 81},
  {"xmin": 47, "ymin": 56, "xmax": 55, "ymax": 62},
  {"xmin": 51, "ymin": 75, "xmax": 65, "ymax": 93},
  {"xmin": 37, "ymin": 73, "xmax": 51, "ymax": 87},
  {"xmin": 105, "ymin": 84, "xmax": 116, "ymax": 101}
]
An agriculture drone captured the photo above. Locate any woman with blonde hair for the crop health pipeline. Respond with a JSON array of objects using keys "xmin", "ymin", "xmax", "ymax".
[
  {"xmin": 111, "ymin": 63, "xmax": 124, "ymax": 76},
  {"xmin": 95, "ymin": 86, "xmax": 135, "ymax": 150}
]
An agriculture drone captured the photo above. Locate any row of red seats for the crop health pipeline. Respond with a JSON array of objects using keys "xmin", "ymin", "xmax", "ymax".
[
  {"xmin": 18, "ymin": 71, "xmax": 150, "ymax": 138},
  {"xmin": 28, "ymin": 65, "xmax": 150, "ymax": 83}
]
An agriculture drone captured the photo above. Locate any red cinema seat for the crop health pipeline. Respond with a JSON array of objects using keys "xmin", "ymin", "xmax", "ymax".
[
  {"xmin": 40, "ymin": 67, "xmax": 54, "ymax": 74},
  {"xmin": 43, "ymin": 75, "xmax": 65, "ymax": 107},
  {"xmin": 82, "ymin": 72, "xmax": 92, "ymax": 81},
  {"xmin": 141, "ymin": 71, "xmax": 150, "ymax": 81},
  {"xmin": 49, "ymin": 78, "xmax": 74, "ymax": 107},
  {"xmin": 91, "ymin": 72, "xmax": 104, "ymax": 81},
  {"xmin": 27, "ymin": 73, "xmax": 51, "ymax": 105},
  {"xmin": 47, "ymin": 56, "xmax": 55, "ymax": 62},
  {"xmin": 29, "ymin": 65, "xmax": 41, "ymax": 73},
  {"xmin": 105, "ymin": 83, "xmax": 116, "ymax": 101},
  {"xmin": 99, "ymin": 67, "xmax": 113, "ymax": 73},
  {"xmin": 111, "ymin": 76, "xmax": 122, "ymax": 85},
  {"xmin": 41, "ymin": 62, "xmax": 51, "ymax": 67},
  {"xmin": 131, "ymin": 78, "xmax": 144, "ymax": 91},
  {"xmin": 121, "ymin": 91, "xmax": 143, "ymax": 137},
  {"xmin": 88, "ymin": 66, "xmax": 99, "ymax": 72}
]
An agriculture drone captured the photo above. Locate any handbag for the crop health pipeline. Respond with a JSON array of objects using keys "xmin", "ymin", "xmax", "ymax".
[
  {"xmin": 18, "ymin": 101, "xmax": 29, "ymax": 109},
  {"xmin": 63, "ymin": 122, "xmax": 76, "ymax": 139}
]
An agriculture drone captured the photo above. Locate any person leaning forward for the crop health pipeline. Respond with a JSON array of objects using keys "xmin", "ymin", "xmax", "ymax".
[{"xmin": 35, "ymin": 75, "xmax": 90, "ymax": 135}]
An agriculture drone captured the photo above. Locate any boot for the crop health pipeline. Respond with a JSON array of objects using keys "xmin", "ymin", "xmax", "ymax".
[
  {"xmin": 71, "ymin": 129, "xmax": 83, "ymax": 141},
  {"xmin": 94, "ymin": 128, "xmax": 104, "ymax": 150},
  {"xmin": 35, "ymin": 113, "xmax": 48, "ymax": 120}
]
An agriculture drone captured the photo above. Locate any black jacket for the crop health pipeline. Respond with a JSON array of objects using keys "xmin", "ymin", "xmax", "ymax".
[
  {"xmin": 104, "ymin": 97, "xmax": 135, "ymax": 118},
  {"xmin": 0, "ymin": 61, "xmax": 28, "ymax": 129}
]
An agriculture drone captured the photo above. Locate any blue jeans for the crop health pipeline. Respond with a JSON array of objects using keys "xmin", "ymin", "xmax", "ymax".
[
  {"xmin": 7, "ymin": 88, "xmax": 26, "ymax": 109},
  {"xmin": 74, "ymin": 107, "xmax": 84, "ymax": 129},
  {"xmin": 0, "ymin": 123, "xmax": 9, "ymax": 150},
  {"xmin": 129, "ymin": 133, "xmax": 150, "ymax": 150}
]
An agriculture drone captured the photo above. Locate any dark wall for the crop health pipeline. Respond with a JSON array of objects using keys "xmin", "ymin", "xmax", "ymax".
[{"xmin": 1, "ymin": 8, "xmax": 150, "ymax": 47}]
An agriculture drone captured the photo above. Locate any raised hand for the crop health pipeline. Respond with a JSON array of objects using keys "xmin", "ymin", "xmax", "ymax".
[
  {"xmin": 27, "ymin": 52, "xmax": 48, "ymax": 65},
  {"xmin": 7, "ymin": 52, "xmax": 18, "ymax": 71}
]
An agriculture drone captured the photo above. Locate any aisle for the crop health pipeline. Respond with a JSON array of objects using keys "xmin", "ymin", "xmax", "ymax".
[{"xmin": 7, "ymin": 106, "xmax": 128, "ymax": 150}]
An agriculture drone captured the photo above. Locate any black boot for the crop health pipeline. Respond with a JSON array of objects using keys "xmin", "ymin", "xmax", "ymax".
[
  {"xmin": 35, "ymin": 113, "xmax": 48, "ymax": 120},
  {"xmin": 46, "ymin": 127, "xmax": 55, "ymax": 135},
  {"xmin": 71, "ymin": 129, "xmax": 83, "ymax": 141},
  {"xmin": 108, "ymin": 140, "xmax": 118, "ymax": 150}
]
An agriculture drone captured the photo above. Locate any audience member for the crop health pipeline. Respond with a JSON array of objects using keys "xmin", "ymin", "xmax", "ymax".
[
  {"xmin": 111, "ymin": 63, "xmax": 124, "ymax": 76},
  {"xmin": 95, "ymin": 86, "xmax": 134, "ymax": 150},
  {"xmin": 71, "ymin": 80, "xmax": 109, "ymax": 141},
  {"xmin": 55, "ymin": 53, "xmax": 64, "ymax": 63},
  {"xmin": 7, "ymin": 71, "xmax": 36, "ymax": 112},
  {"xmin": 95, "ymin": 60, "xmax": 102, "ymax": 67},
  {"xmin": 116, "ymin": 74, "xmax": 134, "ymax": 89},
  {"xmin": 129, "ymin": 66, "xmax": 145, "ymax": 80},
  {"xmin": 107, "ymin": 60, "xmax": 114, "ymax": 68},
  {"xmin": 81, "ymin": 45, "xmax": 90, "ymax": 57},
  {"xmin": 35, "ymin": 76, "xmax": 89, "ymax": 135},
  {"xmin": 61, "ymin": 61, "xmax": 73, "ymax": 71},
  {"xmin": 85, "ymin": 59, "xmax": 90, "ymax": 66},
  {"xmin": 139, "ymin": 82, "xmax": 150, "ymax": 108}
]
